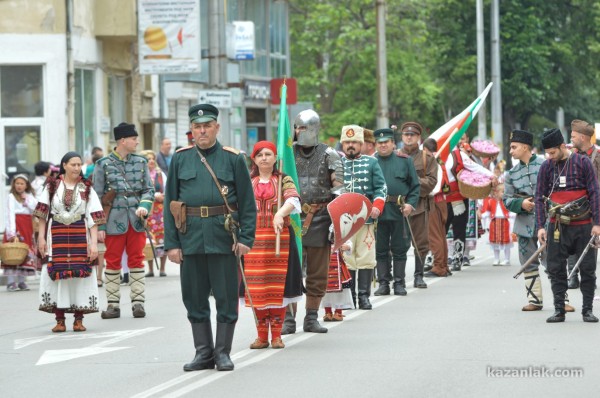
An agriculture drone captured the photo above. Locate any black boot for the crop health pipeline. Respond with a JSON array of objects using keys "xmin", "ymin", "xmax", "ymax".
[
  {"xmin": 374, "ymin": 259, "xmax": 391, "ymax": 296},
  {"xmin": 583, "ymin": 310, "xmax": 599, "ymax": 323},
  {"xmin": 281, "ymin": 303, "xmax": 296, "ymax": 335},
  {"xmin": 568, "ymin": 275, "xmax": 580, "ymax": 289},
  {"xmin": 214, "ymin": 322, "xmax": 235, "ymax": 371},
  {"xmin": 349, "ymin": 270, "xmax": 357, "ymax": 308},
  {"xmin": 303, "ymin": 309, "xmax": 328, "ymax": 333},
  {"xmin": 183, "ymin": 322, "xmax": 215, "ymax": 371},
  {"xmin": 413, "ymin": 255, "xmax": 428, "ymax": 288},
  {"xmin": 414, "ymin": 275, "xmax": 428, "ymax": 289},
  {"xmin": 546, "ymin": 311, "xmax": 566, "ymax": 323},
  {"xmin": 357, "ymin": 269, "xmax": 373, "ymax": 310},
  {"xmin": 393, "ymin": 260, "xmax": 407, "ymax": 296}
]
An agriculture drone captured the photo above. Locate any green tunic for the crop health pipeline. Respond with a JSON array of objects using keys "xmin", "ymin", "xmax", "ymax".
[
  {"xmin": 164, "ymin": 141, "xmax": 256, "ymax": 254},
  {"xmin": 375, "ymin": 151, "xmax": 420, "ymax": 221}
]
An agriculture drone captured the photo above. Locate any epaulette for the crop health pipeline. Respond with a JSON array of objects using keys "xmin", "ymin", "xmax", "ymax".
[
  {"xmin": 396, "ymin": 150, "xmax": 409, "ymax": 158},
  {"xmin": 176, "ymin": 145, "xmax": 194, "ymax": 153},
  {"xmin": 223, "ymin": 146, "xmax": 240, "ymax": 155}
]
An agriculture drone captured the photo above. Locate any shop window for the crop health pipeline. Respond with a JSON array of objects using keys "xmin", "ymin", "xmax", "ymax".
[
  {"xmin": 4, "ymin": 125, "xmax": 41, "ymax": 182},
  {"xmin": 75, "ymin": 68, "xmax": 96, "ymax": 156},
  {"xmin": 0, "ymin": 65, "xmax": 44, "ymax": 118}
]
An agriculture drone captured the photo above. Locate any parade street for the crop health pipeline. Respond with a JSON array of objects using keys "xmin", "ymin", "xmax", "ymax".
[{"xmin": 1, "ymin": 243, "xmax": 598, "ymax": 398}]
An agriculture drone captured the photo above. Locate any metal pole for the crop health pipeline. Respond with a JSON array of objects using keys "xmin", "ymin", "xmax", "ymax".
[
  {"xmin": 375, "ymin": 0, "xmax": 389, "ymax": 129},
  {"xmin": 476, "ymin": 0, "xmax": 486, "ymax": 139},
  {"xmin": 490, "ymin": 0, "xmax": 503, "ymax": 149}
]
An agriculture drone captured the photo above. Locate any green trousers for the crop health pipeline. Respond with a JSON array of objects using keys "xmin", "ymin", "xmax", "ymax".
[{"xmin": 181, "ymin": 254, "xmax": 239, "ymax": 324}]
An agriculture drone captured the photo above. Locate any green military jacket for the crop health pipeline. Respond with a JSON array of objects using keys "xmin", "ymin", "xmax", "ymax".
[
  {"xmin": 163, "ymin": 141, "xmax": 256, "ymax": 254},
  {"xmin": 375, "ymin": 151, "xmax": 420, "ymax": 222},
  {"xmin": 93, "ymin": 150, "xmax": 154, "ymax": 235}
]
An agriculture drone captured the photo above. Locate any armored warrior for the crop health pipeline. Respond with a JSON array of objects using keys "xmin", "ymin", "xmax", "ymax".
[{"xmin": 282, "ymin": 110, "xmax": 343, "ymax": 334}]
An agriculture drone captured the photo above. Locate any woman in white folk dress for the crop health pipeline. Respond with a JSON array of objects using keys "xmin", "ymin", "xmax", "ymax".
[{"xmin": 35, "ymin": 152, "xmax": 106, "ymax": 333}]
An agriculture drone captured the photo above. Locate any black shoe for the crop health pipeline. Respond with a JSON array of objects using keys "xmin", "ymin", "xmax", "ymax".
[
  {"xmin": 546, "ymin": 311, "xmax": 566, "ymax": 323},
  {"xmin": 393, "ymin": 284, "xmax": 407, "ymax": 296},
  {"xmin": 374, "ymin": 284, "xmax": 390, "ymax": 296},
  {"xmin": 568, "ymin": 276, "xmax": 580, "ymax": 289},
  {"xmin": 358, "ymin": 295, "xmax": 372, "ymax": 310},
  {"xmin": 423, "ymin": 264, "xmax": 433, "ymax": 272},
  {"xmin": 424, "ymin": 271, "xmax": 447, "ymax": 278},
  {"xmin": 451, "ymin": 263, "xmax": 461, "ymax": 272},
  {"xmin": 462, "ymin": 257, "xmax": 471, "ymax": 267},
  {"xmin": 414, "ymin": 275, "xmax": 428, "ymax": 288},
  {"xmin": 582, "ymin": 310, "xmax": 599, "ymax": 323}
]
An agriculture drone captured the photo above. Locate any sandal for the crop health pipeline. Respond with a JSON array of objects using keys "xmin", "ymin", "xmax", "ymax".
[
  {"xmin": 97, "ymin": 280, "xmax": 103, "ymax": 287},
  {"xmin": 159, "ymin": 272, "xmax": 167, "ymax": 277},
  {"xmin": 145, "ymin": 272, "xmax": 155, "ymax": 277}
]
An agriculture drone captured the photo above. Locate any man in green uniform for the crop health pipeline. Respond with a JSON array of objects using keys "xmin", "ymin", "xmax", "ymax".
[
  {"xmin": 164, "ymin": 104, "xmax": 256, "ymax": 372},
  {"xmin": 373, "ymin": 128, "xmax": 420, "ymax": 296}
]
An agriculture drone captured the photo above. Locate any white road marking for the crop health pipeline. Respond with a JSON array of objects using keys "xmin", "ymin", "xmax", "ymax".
[
  {"xmin": 36, "ymin": 347, "xmax": 129, "ymax": 365},
  {"xmin": 132, "ymin": 271, "xmax": 458, "ymax": 398},
  {"xmin": 22, "ymin": 327, "xmax": 163, "ymax": 366}
]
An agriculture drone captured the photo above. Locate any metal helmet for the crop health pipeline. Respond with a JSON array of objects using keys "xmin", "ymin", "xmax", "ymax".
[{"xmin": 294, "ymin": 109, "xmax": 320, "ymax": 147}]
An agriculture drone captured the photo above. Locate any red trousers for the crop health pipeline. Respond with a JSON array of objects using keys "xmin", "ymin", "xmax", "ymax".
[{"xmin": 104, "ymin": 225, "xmax": 146, "ymax": 270}]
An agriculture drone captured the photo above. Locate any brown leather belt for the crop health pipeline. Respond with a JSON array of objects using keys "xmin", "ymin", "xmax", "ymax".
[
  {"xmin": 386, "ymin": 195, "xmax": 404, "ymax": 205},
  {"xmin": 187, "ymin": 204, "xmax": 238, "ymax": 217},
  {"xmin": 301, "ymin": 203, "xmax": 327, "ymax": 235}
]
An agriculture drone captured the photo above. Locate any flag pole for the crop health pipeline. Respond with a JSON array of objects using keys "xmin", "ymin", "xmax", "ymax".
[{"xmin": 275, "ymin": 78, "xmax": 287, "ymax": 256}]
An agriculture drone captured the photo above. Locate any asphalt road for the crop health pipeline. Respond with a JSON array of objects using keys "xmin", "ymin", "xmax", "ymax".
[{"xmin": 1, "ymin": 243, "xmax": 598, "ymax": 398}]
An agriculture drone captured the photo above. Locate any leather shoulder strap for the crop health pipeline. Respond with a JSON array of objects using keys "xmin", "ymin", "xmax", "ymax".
[{"xmin": 194, "ymin": 147, "xmax": 236, "ymax": 214}]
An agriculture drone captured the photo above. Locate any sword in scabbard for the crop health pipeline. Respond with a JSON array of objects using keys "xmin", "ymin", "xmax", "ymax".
[
  {"xmin": 567, "ymin": 236, "xmax": 598, "ymax": 280},
  {"xmin": 513, "ymin": 243, "xmax": 546, "ymax": 279},
  {"xmin": 398, "ymin": 196, "xmax": 424, "ymax": 267},
  {"xmin": 143, "ymin": 221, "xmax": 159, "ymax": 271}
]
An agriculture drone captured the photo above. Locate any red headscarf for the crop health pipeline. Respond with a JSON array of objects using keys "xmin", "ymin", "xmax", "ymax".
[{"xmin": 251, "ymin": 140, "xmax": 277, "ymax": 159}]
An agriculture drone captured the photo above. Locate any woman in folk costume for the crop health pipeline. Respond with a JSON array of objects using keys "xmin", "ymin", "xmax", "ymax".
[
  {"xmin": 481, "ymin": 184, "xmax": 513, "ymax": 265},
  {"xmin": 139, "ymin": 150, "xmax": 168, "ymax": 277},
  {"xmin": 243, "ymin": 141, "xmax": 303, "ymax": 349},
  {"xmin": 322, "ymin": 238, "xmax": 353, "ymax": 321},
  {"xmin": 2, "ymin": 174, "xmax": 38, "ymax": 291},
  {"xmin": 35, "ymin": 152, "xmax": 106, "ymax": 333}
]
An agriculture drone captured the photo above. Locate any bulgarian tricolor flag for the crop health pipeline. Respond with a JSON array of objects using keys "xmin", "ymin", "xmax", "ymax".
[{"xmin": 429, "ymin": 82, "xmax": 493, "ymax": 162}]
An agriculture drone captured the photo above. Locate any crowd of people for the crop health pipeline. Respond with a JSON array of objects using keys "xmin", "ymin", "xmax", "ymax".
[{"xmin": 2, "ymin": 101, "xmax": 598, "ymax": 373}]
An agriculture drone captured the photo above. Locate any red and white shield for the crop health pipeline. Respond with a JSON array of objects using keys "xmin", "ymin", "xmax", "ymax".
[{"xmin": 327, "ymin": 193, "xmax": 373, "ymax": 252}]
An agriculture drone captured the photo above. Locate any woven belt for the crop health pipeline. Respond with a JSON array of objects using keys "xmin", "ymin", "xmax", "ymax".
[
  {"xmin": 187, "ymin": 204, "xmax": 238, "ymax": 218},
  {"xmin": 301, "ymin": 203, "xmax": 327, "ymax": 235}
]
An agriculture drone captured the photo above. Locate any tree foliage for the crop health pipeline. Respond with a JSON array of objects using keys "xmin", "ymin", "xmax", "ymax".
[{"xmin": 289, "ymin": 0, "xmax": 600, "ymax": 146}]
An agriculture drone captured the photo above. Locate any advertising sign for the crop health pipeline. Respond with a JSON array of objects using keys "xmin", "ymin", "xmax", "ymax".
[
  {"xmin": 226, "ymin": 21, "xmax": 255, "ymax": 60},
  {"xmin": 138, "ymin": 0, "xmax": 201, "ymax": 74}
]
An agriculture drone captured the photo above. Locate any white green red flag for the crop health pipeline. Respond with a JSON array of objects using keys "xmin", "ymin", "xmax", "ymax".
[
  {"xmin": 429, "ymin": 82, "xmax": 493, "ymax": 162},
  {"xmin": 276, "ymin": 82, "xmax": 302, "ymax": 262}
]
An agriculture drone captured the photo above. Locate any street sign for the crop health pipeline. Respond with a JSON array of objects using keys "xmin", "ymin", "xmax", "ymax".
[{"xmin": 198, "ymin": 90, "xmax": 232, "ymax": 108}]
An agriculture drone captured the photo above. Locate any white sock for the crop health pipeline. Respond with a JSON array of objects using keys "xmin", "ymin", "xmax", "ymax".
[
  {"xmin": 504, "ymin": 246, "xmax": 511, "ymax": 261},
  {"xmin": 493, "ymin": 249, "xmax": 500, "ymax": 262}
]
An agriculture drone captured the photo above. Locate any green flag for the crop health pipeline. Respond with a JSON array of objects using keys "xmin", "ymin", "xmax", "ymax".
[{"xmin": 276, "ymin": 83, "xmax": 302, "ymax": 263}]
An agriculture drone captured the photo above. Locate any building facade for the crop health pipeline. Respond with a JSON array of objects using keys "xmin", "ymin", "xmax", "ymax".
[{"xmin": 0, "ymin": 0, "xmax": 290, "ymax": 232}]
